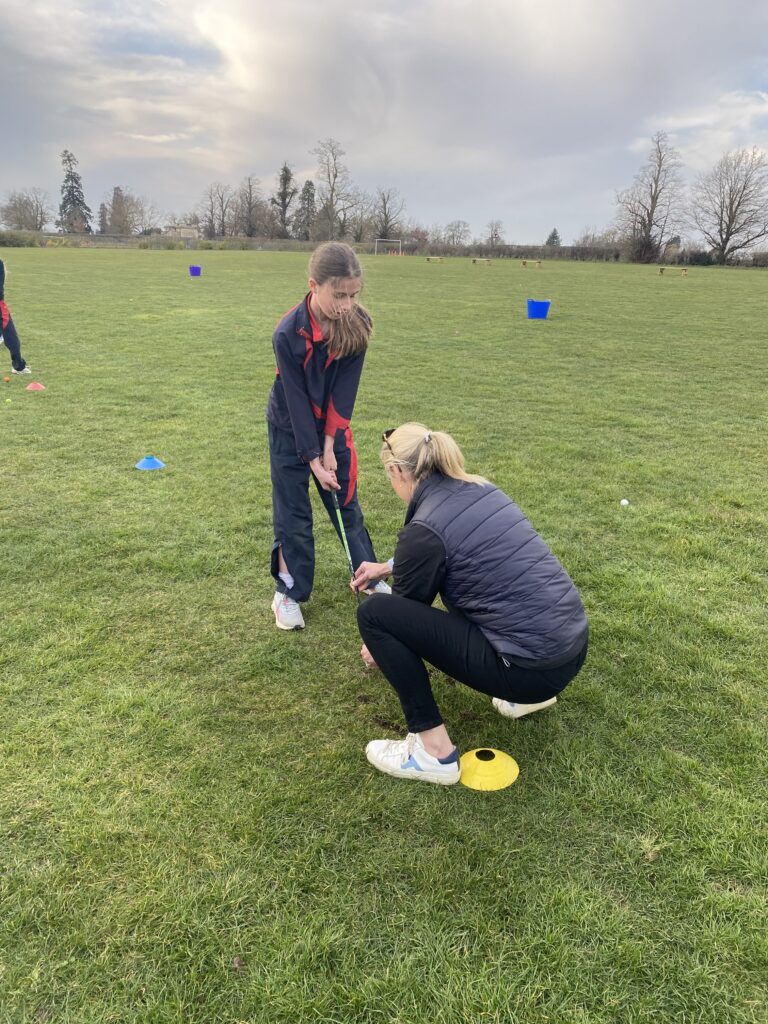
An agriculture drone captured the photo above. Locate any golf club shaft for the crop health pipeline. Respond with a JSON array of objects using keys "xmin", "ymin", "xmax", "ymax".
[{"xmin": 331, "ymin": 490, "xmax": 362, "ymax": 604}]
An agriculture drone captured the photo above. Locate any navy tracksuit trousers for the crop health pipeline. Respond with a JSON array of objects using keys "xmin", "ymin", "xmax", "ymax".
[
  {"xmin": 0, "ymin": 306, "xmax": 26, "ymax": 372},
  {"xmin": 269, "ymin": 422, "xmax": 377, "ymax": 603}
]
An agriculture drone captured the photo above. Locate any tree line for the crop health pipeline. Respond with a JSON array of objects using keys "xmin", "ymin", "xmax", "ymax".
[{"xmin": 2, "ymin": 134, "xmax": 768, "ymax": 264}]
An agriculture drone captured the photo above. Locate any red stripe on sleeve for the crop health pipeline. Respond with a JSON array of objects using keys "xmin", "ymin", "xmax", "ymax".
[
  {"xmin": 298, "ymin": 329, "xmax": 314, "ymax": 369},
  {"xmin": 324, "ymin": 396, "xmax": 350, "ymax": 436},
  {"xmin": 344, "ymin": 428, "xmax": 357, "ymax": 506},
  {"xmin": 0, "ymin": 301, "xmax": 9, "ymax": 331}
]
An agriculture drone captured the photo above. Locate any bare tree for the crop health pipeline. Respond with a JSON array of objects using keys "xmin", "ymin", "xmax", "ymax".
[
  {"xmin": 235, "ymin": 175, "xmax": 265, "ymax": 237},
  {"xmin": 133, "ymin": 196, "xmax": 162, "ymax": 235},
  {"xmin": 485, "ymin": 219, "xmax": 503, "ymax": 246},
  {"xmin": 615, "ymin": 131, "xmax": 683, "ymax": 262},
  {"xmin": 166, "ymin": 210, "xmax": 200, "ymax": 231},
  {"xmin": 689, "ymin": 147, "xmax": 768, "ymax": 264},
  {"xmin": 405, "ymin": 221, "xmax": 430, "ymax": 252},
  {"xmin": 0, "ymin": 188, "xmax": 53, "ymax": 231},
  {"xmin": 313, "ymin": 138, "xmax": 355, "ymax": 240},
  {"xmin": 372, "ymin": 187, "xmax": 405, "ymax": 239},
  {"xmin": 215, "ymin": 183, "xmax": 235, "ymax": 236},
  {"xmin": 444, "ymin": 220, "xmax": 471, "ymax": 246},
  {"xmin": 198, "ymin": 185, "xmax": 218, "ymax": 238},
  {"xmin": 344, "ymin": 190, "xmax": 373, "ymax": 242},
  {"xmin": 198, "ymin": 183, "xmax": 234, "ymax": 238}
]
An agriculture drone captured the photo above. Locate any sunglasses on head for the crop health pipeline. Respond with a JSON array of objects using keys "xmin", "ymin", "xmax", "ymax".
[{"xmin": 382, "ymin": 428, "xmax": 395, "ymax": 451}]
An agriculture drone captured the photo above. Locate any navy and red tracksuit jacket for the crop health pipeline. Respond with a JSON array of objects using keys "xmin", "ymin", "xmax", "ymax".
[{"xmin": 266, "ymin": 294, "xmax": 368, "ymax": 500}]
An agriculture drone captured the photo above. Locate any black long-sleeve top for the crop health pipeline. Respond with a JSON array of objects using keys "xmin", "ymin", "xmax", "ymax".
[{"xmin": 391, "ymin": 524, "xmax": 446, "ymax": 605}]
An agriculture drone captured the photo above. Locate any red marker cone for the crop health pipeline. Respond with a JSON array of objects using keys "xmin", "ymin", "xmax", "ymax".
[{"xmin": 26, "ymin": 382, "xmax": 46, "ymax": 391}]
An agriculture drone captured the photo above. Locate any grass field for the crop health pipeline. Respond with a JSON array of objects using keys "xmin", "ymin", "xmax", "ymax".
[{"xmin": 1, "ymin": 249, "xmax": 766, "ymax": 1024}]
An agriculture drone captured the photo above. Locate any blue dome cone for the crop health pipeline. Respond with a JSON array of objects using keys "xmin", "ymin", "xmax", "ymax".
[{"xmin": 135, "ymin": 455, "xmax": 165, "ymax": 470}]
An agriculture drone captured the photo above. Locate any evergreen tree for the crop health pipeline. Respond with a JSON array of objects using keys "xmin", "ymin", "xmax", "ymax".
[
  {"xmin": 545, "ymin": 227, "xmax": 561, "ymax": 246},
  {"xmin": 270, "ymin": 162, "xmax": 298, "ymax": 238},
  {"xmin": 57, "ymin": 149, "xmax": 92, "ymax": 233},
  {"xmin": 109, "ymin": 187, "xmax": 133, "ymax": 235},
  {"xmin": 97, "ymin": 203, "xmax": 109, "ymax": 234},
  {"xmin": 293, "ymin": 180, "xmax": 316, "ymax": 241}
]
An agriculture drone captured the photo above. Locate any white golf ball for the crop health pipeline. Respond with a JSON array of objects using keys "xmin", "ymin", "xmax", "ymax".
[{"xmin": 620, "ymin": 498, "xmax": 629, "ymax": 507}]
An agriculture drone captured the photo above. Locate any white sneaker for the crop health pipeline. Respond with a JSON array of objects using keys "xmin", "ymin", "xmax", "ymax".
[
  {"xmin": 271, "ymin": 592, "xmax": 305, "ymax": 630},
  {"xmin": 11, "ymin": 366, "xmax": 31, "ymax": 375},
  {"xmin": 365, "ymin": 580, "xmax": 392, "ymax": 595},
  {"xmin": 365, "ymin": 733, "xmax": 460, "ymax": 785},
  {"xmin": 492, "ymin": 696, "xmax": 557, "ymax": 719}
]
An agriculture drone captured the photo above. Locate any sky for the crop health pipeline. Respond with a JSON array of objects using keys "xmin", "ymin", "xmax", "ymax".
[{"xmin": 2, "ymin": 0, "xmax": 768, "ymax": 243}]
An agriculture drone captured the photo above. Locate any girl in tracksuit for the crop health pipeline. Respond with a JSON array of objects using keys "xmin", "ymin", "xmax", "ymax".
[
  {"xmin": 266, "ymin": 242, "xmax": 388, "ymax": 631},
  {"xmin": 0, "ymin": 259, "xmax": 31, "ymax": 374}
]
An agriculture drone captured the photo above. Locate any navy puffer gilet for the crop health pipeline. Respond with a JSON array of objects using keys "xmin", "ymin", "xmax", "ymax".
[{"xmin": 407, "ymin": 473, "xmax": 588, "ymax": 666}]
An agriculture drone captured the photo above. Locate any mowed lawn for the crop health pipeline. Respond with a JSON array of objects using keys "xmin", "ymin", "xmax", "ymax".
[{"xmin": 1, "ymin": 248, "xmax": 766, "ymax": 1024}]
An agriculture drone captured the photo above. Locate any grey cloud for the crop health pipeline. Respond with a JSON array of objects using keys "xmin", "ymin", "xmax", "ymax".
[{"xmin": 3, "ymin": 0, "xmax": 768, "ymax": 241}]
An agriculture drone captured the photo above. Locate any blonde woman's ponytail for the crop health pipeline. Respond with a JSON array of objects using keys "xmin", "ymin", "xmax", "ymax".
[{"xmin": 381, "ymin": 423, "xmax": 487, "ymax": 486}]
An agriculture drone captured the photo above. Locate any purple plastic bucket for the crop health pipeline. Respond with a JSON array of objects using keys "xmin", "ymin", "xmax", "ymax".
[
  {"xmin": 188, "ymin": 265, "xmax": 202, "ymax": 277},
  {"xmin": 527, "ymin": 299, "xmax": 551, "ymax": 319}
]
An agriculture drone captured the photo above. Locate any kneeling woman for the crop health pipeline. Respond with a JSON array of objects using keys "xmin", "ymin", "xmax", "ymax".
[{"xmin": 353, "ymin": 424, "xmax": 588, "ymax": 785}]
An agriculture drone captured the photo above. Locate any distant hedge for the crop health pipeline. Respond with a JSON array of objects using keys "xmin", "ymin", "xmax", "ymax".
[{"xmin": 0, "ymin": 231, "xmax": 40, "ymax": 247}]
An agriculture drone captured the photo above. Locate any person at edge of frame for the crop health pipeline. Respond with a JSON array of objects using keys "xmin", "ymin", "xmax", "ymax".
[
  {"xmin": 266, "ymin": 241, "xmax": 390, "ymax": 632},
  {"xmin": 350, "ymin": 423, "xmax": 589, "ymax": 785},
  {"xmin": 0, "ymin": 259, "xmax": 31, "ymax": 375}
]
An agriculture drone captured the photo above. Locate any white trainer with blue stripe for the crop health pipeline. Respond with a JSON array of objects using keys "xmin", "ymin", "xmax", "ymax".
[
  {"xmin": 492, "ymin": 696, "xmax": 557, "ymax": 719},
  {"xmin": 365, "ymin": 733, "xmax": 461, "ymax": 785}
]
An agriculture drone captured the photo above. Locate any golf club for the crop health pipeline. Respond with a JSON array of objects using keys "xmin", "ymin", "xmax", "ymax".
[{"xmin": 331, "ymin": 489, "xmax": 362, "ymax": 604}]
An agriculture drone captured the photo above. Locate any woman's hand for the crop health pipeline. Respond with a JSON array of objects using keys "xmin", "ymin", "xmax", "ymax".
[
  {"xmin": 310, "ymin": 457, "xmax": 339, "ymax": 491},
  {"xmin": 352, "ymin": 561, "xmax": 390, "ymax": 592},
  {"xmin": 360, "ymin": 643, "xmax": 377, "ymax": 668}
]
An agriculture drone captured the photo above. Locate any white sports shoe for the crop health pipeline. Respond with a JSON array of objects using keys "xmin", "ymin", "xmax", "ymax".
[
  {"xmin": 271, "ymin": 592, "xmax": 305, "ymax": 630},
  {"xmin": 365, "ymin": 580, "xmax": 392, "ymax": 595},
  {"xmin": 365, "ymin": 733, "xmax": 460, "ymax": 785},
  {"xmin": 11, "ymin": 366, "xmax": 31, "ymax": 375},
  {"xmin": 492, "ymin": 696, "xmax": 557, "ymax": 719}
]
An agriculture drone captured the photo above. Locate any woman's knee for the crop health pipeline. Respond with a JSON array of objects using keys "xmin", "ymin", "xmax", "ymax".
[{"xmin": 356, "ymin": 593, "xmax": 389, "ymax": 633}]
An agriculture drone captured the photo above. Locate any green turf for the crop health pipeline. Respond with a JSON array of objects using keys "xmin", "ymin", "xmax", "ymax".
[{"xmin": 1, "ymin": 249, "xmax": 766, "ymax": 1023}]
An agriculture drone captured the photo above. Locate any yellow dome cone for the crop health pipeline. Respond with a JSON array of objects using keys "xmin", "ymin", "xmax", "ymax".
[{"xmin": 460, "ymin": 748, "xmax": 519, "ymax": 791}]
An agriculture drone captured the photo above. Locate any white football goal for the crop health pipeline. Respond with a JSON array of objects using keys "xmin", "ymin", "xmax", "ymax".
[{"xmin": 374, "ymin": 238, "xmax": 402, "ymax": 255}]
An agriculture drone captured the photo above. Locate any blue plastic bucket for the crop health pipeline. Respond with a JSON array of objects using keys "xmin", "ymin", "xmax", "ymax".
[
  {"xmin": 527, "ymin": 299, "xmax": 551, "ymax": 319},
  {"xmin": 188, "ymin": 265, "xmax": 202, "ymax": 277}
]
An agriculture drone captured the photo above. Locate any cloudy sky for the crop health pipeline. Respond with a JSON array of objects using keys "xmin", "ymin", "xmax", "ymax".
[{"xmin": 3, "ymin": 0, "xmax": 768, "ymax": 242}]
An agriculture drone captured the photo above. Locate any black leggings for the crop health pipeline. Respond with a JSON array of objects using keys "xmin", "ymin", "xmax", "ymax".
[{"xmin": 357, "ymin": 594, "xmax": 588, "ymax": 733}]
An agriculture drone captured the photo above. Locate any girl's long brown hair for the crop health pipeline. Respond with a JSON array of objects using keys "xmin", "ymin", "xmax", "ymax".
[{"xmin": 309, "ymin": 242, "xmax": 373, "ymax": 358}]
